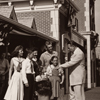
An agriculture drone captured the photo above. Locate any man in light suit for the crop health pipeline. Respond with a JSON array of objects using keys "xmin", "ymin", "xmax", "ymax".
[{"xmin": 59, "ymin": 41, "xmax": 86, "ymax": 100}]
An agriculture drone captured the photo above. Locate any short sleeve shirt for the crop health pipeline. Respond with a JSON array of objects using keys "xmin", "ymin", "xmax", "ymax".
[{"xmin": 40, "ymin": 51, "xmax": 58, "ymax": 72}]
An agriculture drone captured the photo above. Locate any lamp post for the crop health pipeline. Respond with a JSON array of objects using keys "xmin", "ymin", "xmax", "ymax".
[
  {"xmin": 30, "ymin": 0, "xmax": 34, "ymax": 10},
  {"xmin": 30, "ymin": 0, "xmax": 34, "ymax": 6}
]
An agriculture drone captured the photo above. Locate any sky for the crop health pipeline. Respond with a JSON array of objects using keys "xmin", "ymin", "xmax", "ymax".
[{"xmin": 95, "ymin": 0, "xmax": 100, "ymax": 40}]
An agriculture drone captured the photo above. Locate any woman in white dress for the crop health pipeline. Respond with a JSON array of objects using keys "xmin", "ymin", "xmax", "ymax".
[{"xmin": 4, "ymin": 45, "xmax": 25, "ymax": 100}]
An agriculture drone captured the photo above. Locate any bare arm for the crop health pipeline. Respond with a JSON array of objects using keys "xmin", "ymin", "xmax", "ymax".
[
  {"xmin": 9, "ymin": 59, "xmax": 14, "ymax": 81},
  {"xmin": 60, "ymin": 74, "xmax": 64, "ymax": 84},
  {"xmin": 46, "ymin": 66, "xmax": 52, "ymax": 76},
  {"xmin": 2, "ymin": 59, "xmax": 10, "ymax": 75},
  {"xmin": 40, "ymin": 54, "xmax": 44, "ymax": 67}
]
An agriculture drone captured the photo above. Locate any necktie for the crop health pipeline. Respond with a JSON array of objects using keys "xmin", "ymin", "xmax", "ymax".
[{"xmin": 30, "ymin": 61, "xmax": 34, "ymax": 73}]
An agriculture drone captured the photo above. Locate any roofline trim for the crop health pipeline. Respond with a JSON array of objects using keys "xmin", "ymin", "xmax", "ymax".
[
  {"xmin": 0, "ymin": 14, "xmax": 58, "ymax": 42},
  {"xmin": 66, "ymin": 0, "xmax": 80, "ymax": 12}
]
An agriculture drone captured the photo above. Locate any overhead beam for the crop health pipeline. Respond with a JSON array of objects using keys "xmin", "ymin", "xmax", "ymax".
[
  {"xmin": 0, "ymin": 0, "xmax": 28, "ymax": 3},
  {"xmin": 0, "ymin": 14, "xmax": 58, "ymax": 42}
]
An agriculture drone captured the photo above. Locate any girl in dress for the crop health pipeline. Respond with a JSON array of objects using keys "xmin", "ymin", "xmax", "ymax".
[
  {"xmin": 46, "ymin": 56, "xmax": 64, "ymax": 100},
  {"xmin": 4, "ymin": 45, "xmax": 25, "ymax": 100},
  {"xmin": 46, "ymin": 56, "xmax": 64, "ymax": 84},
  {"xmin": 21, "ymin": 48, "xmax": 35, "ymax": 100}
]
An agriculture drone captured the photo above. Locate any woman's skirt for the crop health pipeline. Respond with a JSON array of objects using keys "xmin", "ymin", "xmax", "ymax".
[{"xmin": 4, "ymin": 71, "xmax": 23, "ymax": 100}]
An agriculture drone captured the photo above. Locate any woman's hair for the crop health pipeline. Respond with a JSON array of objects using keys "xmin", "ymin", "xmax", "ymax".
[
  {"xmin": 11, "ymin": 45, "xmax": 23, "ymax": 57},
  {"xmin": 36, "ymin": 80, "xmax": 52, "ymax": 97},
  {"xmin": 49, "ymin": 56, "xmax": 58, "ymax": 65}
]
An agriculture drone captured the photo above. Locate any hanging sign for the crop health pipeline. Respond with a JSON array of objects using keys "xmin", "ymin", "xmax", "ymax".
[{"xmin": 71, "ymin": 30, "xmax": 84, "ymax": 47}]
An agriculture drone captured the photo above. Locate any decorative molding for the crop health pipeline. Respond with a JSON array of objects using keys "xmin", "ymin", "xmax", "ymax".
[
  {"xmin": 15, "ymin": 5, "xmax": 60, "ymax": 12},
  {"xmin": 84, "ymin": 0, "xmax": 90, "ymax": 31}
]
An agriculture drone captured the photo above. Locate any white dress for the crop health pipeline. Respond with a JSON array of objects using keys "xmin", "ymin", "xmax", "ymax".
[{"xmin": 4, "ymin": 57, "xmax": 25, "ymax": 100}]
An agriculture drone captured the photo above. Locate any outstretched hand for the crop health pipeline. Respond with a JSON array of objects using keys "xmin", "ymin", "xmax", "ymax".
[
  {"xmin": 25, "ymin": 83, "xmax": 29, "ymax": 87},
  {"xmin": 54, "ymin": 65, "xmax": 62, "ymax": 69}
]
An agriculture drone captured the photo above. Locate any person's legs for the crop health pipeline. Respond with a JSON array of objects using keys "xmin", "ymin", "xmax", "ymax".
[
  {"xmin": 23, "ymin": 74, "xmax": 34, "ymax": 100},
  {"xmin": 24, "ymin": 84, "xmax": 30, "ymax": 100},
  {"xmin": 69, "ymin": 86, "xmax": 75, "ymax": 100},
  {"xmin": 82, "ymin": 84, "xmax": 85, "ymax": 100},
  {"xmin": 0, "ymin": 81, "xmax": 6, "ymax": 100},
  {"xmin": 73, "ymin": 84, "xmax": 83, "ymax": 100}
]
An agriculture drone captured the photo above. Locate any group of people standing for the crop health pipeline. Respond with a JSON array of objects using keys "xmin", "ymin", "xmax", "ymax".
[{"xmin": 0, "ymin": 40, "xmax": 86, "ymax": 100}]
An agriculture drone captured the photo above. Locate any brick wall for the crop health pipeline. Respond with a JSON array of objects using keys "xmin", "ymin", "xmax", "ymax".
[
  {"xmin": 16, "ymin": 11, "xmax": 52, "ymax": 36},
  {"xmin": 72, "ymin": 0, "xmax": 87, "ymax": 32}
]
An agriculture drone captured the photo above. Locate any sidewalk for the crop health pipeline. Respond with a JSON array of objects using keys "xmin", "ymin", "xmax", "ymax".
[{"xmin": 85, "ymin": 87, "xmax": 100, "ymax": 100}]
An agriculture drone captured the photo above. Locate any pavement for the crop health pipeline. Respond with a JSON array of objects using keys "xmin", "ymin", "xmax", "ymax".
[{"xmin": 85, "ymin": 87, "xmax": 100, "ymax": 100}]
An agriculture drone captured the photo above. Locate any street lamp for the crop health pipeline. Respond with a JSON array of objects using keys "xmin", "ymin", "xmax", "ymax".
[
  {"xmin": 8, "ymin": 2, "xmax": 12, "ymax": 6},
  {"xmin": 30, "ymin": 0, "xmax": 34, "ymax": 6},
  {"xmin": 30, "ymin": 0, "xmax": 34, "ymax": 10},
  {"xmin": 54, "ymin": 0, "xmax": 58, "ymax": 4}
]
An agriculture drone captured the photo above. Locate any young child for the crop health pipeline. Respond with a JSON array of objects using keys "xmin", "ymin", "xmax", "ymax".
[
  {"xmin": 46, "ymin": 56, "xmax": 64, "ymax": 84},
  {"xmin": 46, "ymin": 56, "xmax": 64, "ymax": 100}
]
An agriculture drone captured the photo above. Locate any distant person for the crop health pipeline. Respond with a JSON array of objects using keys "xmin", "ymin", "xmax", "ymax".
[
  {"xmin": 0, "ymin": 52, "xmax": 9, "ymax": 100},
  {"xmin": 40, "ymin": 41, "xmax": 58, "ymax": 73},
  {"xmin": 56, "ymin": 41, "xmax": 86, "ymax": 100},
  {"xmin": 4, "ymin": 45, "xmax": 25, "ymax": 100},
  {"xmin": 35, "ymin": 80, "xmax": 52, "ymax": 100}
]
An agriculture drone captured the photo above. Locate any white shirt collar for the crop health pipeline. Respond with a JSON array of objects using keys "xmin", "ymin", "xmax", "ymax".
[{"xmin": 32, "ymin": 58, "xmax": 37, "ymax": 62}]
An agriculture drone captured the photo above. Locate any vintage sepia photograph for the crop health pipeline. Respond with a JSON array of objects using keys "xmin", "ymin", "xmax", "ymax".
[{"xmin": 0, "ymin": 0, "xmax": 100, "ymax": 100}]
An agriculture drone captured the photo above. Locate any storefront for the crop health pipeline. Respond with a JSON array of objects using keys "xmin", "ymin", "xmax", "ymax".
[
  {"xmin": 0, "ymin": 14, "xmax": 58, "ymax": 59},
  {"xmin": 0, "ymin": 1, "xmax": 87, "ymax": 100},
  {"xmin": 59, "ymin": 2, "xmax": 87, "ymax": 97},
  {"xmin": 61, "ymin": 26, "xmax": 87, "ymax": 95}
]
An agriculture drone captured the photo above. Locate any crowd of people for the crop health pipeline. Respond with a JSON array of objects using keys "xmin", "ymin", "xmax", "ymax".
[{"xmin": 0, "ymin": 40, "xmax": 86, "ymax": 100}]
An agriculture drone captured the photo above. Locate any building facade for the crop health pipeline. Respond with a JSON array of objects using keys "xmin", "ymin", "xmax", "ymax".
[
  {"xmin": 0, "ymin": 0, "xmax": 87, "ymax": 100},
  {"xmin": 72, "ymin": 0, "xmax": 99, "ymax": 88},
  {"xmin": 0, "ymin": 0, "xmax": 98, "ymax": 99}
]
